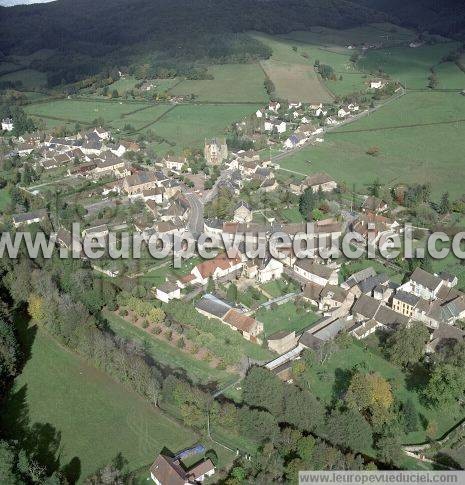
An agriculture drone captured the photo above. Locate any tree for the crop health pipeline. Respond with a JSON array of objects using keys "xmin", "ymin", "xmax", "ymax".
[
  {"xmin": 226, "ymin": 283, "xmax": 238, "ymax": 303},
  {"xmin": 385, "ymin": 322, "xmax": 429, "ymax": 367},
  {"xmin": 299, "ymin": 188, "xmax": 315, "ymax": 220},
  {"xmin": 325, "ymin": 407, "xmax": 373, "ymax": 452},
  {"xmin": 376, "ymin": 432, "xmax": 402, "ymax": 465},
  {"xmin": 243, "ymin": 367, "xmax": 284, "ymax": 416},
  {"xmin": 0, "ymin": 319, "xmax": 18, "ymax": 386},
  {"xmin": 424, "ymin": 363, "xmax": 465, "ymax": 406},
  {"xmin": 403, "ymin": 398, "xmax": 419, "ymax": 433},
  {"xmin": 438, "ymin": 191, "xmax": 451, "ymax": 215},
  {"xmin": 0, "ymin": 441, "xmax": 19, "ymax": 484},
  {"xmin": 346, "ymin": 372, "xmax": 393, "ymax": 427}
]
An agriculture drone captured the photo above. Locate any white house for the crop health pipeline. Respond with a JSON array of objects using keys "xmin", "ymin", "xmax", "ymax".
[
  {"xmin": 257, "ymin": 258, "xmax": 284, "ymax": 283},
  {"xmin": 284, "ymin": 133, "xmax": 307, "ymax": 149},
  {"xmin": 338, "ymin": 107, "xmax": 350, "ymax": 118},
  {"xmin": 398, "ymin": 268, "xmax": 444, "ymax": 301},
  {"xmin": 348, "ymin": 103, "xmax": 360, "ymax": 112},
  {"xmin": 163, "ymin": 155, "xmax": 186, "ymax": 172},
  {"xmin": 190, "ymin": 253, "xmax": 243, "ymax": 285},
  {"xmin": 275, "ymin": 121, "xmax": 287, "ymax": 134},
  {"xmin": 315, "ymin": 108, "xmax": 328, "ymax": 117},
  {"xmin": 370, "ymin": 79, "xmax": 386, "ymax": 90},
  {"xmin": 288, "ymin": 102, "xmax": 302, "ymax": 109},
  {"xmin": 256, "ymin": 109, "xmax": 264, "ymax": 118},
  {"xmin": 156, "ymin": 281, "xmax": 181, "ymax": 303},
  {"xmin": 326, "ymin": 117, "xmax": 338, "ymax": 126},
  {"xmin": 12, "ymin": 209, "xmax": 47, "ymax": 228},
  {"xmin": 264, "ymin": 121, "xmax": 274, "ymax": 132},
  {"xmin": 294, "ymin": 260, "xmax": 338, "ymax": 286},
  {"xmin": 268, "ymin": 101, "xmax": 281, "ymax": 112},
  {"xmin": 1, "ymin": 118, "xmax": 14, "ymax": 132}
]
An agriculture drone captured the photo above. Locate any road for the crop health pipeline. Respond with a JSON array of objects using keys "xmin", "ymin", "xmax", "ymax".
[{"xmin": 184, "ymin": 192, "xmax": 204, "ymax": 236}]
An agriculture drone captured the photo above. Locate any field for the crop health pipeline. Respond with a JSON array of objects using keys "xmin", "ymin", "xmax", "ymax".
[
  {"xmin": 360, "ymin": 42, "xmax": 461, "ymax": 89},
  {"xmin": 169, "ymin": 64, "xmax": 268, "ymax": 102},
  {"xmin": 24, "ymin": 99, "xmax": 153, "ymax": 126},
  {"xmin": 278, "ymin": 91, "xmax": 465, "ymax": 198},
  {"xmin": 255, "ymin": 302, "xmax": 320, "ymax": 337},
  {"xmin": 252, "ymin": 32, "xmax": 334, "ymax": 103},
  {"xmin": 1, "ymin": 320, "xmax": 193, "ymax": 482},
  {"xmin": 144, "ymin": 103, "xmax": 261, "ymax": 151}
]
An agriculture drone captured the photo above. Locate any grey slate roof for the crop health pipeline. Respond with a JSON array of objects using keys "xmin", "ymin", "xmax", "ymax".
[{"xmin": 195, "ymin": 293, "xmax": 232, "ymax": 319}]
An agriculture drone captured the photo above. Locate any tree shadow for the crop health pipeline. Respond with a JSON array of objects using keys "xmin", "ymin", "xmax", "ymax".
[
  {"xmin": 405, "ymin": 363, "xmax": 429, "ymax": 392},
  {"xmin": 61, "ymin": 456, "xmax": 82, "ymax": 484},
  {"xmin": 331, "ymin": 367, "xmax": 353, "ymax": 402}
]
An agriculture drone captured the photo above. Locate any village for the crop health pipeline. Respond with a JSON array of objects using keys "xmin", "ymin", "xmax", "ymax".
[
  {"xmin": 1, "ymin": 82, "xmax": 464, "ymax": 378},
  {"xmin": 2, "ymin": 74, "xmax": 465, "ymax": 482}
]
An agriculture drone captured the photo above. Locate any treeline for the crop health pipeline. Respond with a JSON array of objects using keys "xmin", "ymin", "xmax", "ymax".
[{"xmin": 0, "ymin": 0, "xmax": 387, "ymax": 87}]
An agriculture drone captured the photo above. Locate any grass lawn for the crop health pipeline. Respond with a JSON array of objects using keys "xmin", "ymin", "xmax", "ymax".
[
  {"xmin": 260, "ymin": 279, "xmax": 298, "ymax": 298},
  {"xmin": 434, "ymin": 62, "xmax": 465, "ymax": 89},
  {"xmin": 360, "ymin": 42, "xmax": 460, "ymax": 89},
  {"xmin": 251, "ymin": 32, "xmax": 333, "ymax": 103},
  {"xmin": 169, "ymin": 64, "xmax": 268, "ymax": 103},
  {"xmin": 304, "ymin": 339, "xmax": 464, "ymax": 445},
  {"xmin": 110, "ymin": 104, "xmax": 173, "ymax": 131},
  {"xmin": 1, "ymin": 320, "xmax": 194, "ymax": 482},
  {"xmin": 0, "ymin": 188, "xmax": 11, "ymax": 211},
  {"xmin": 256, "ymin": 302, "xmax": 320, "ymax": 337},
  {"xmin": 24, "ymin": 99, "xmax": 151, "ymax": 125},
  {"xmin": 279, "ymin": 91, "xmax": 465, "ymax": 198},
  {"xmin": 279, "ymin": 206, "xmax": 305, "ymax": 223},
  {"xmin": 148, "ymin": 103, "xmax": 260, "ymax": 152},
  {"xmin": 104, "ymin": 310, "xmax": 236, "ymax": 387}
]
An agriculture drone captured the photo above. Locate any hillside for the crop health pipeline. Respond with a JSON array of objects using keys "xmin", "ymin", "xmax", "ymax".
[
  {"xmin": 0, "ymin": 0, "xmax": 388, "ymax": 86},
  {"xmin": 353, "ymin": 0, "xmax": 465, "ymax": 38}
]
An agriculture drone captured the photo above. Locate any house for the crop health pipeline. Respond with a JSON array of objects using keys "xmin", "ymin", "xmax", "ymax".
[
  {"xmin": 349, "ymin": 319, "xmax": 381, "ymax": 340},
  {"xmin": 264, "ymin": 121, "xmax": 274, "ymax": 132},
  {"xmin": 156, "ymin": 281, "xmax": 181, "ymax": 303},
  {"xmin": 259, "ymin": 177, "xmax": 279, "ymax": 192},
  {"xmin": 426, "ymin": 324, "xmax": 465, "ymax": 353},
  {"xmin": 190, "ymin": 252, "xmax": 243, "ymax": 285},
  {"xmin": 304, "ymin": 172, "xmax": 337, "ymax": 193},
  {"xmin": 92, "ymin": 156, "xmax": 129, "ymax": 178},
  {"xmin": 1, "ymin": 118, "xmax": 13, "ymax": 132},
  {"xmin": 341, "ymin": 267, "xmax": 377, "ymax": 291},
  {"xmin": 12, "ymin": 209, "xmax": 47, "ymax": 228},
  {"xmin": 150, "ymin": 453, "xmax": 215, "ymax": 485},
  {"xmin": 370, "ymin": 79, "xmax": 386, "ymax": 90},
  {"xmin": 294, "ymin": 260, "xmax": 338, "ymax": 286},
  {"xmin": 275, "ymin": 121, "xmax": 287, "ymax": 134},
  {"xmin": 195, "ymin": 293, "xmax": 233, "ymax": 320},
  {"xmin": 399, "ymin": 268, "xmax": 444, "ymax": 301},
  {"xmin": 325, "ymin": 116, "xmax": 338, "ymax": 126},
  {"xmin": 288, "ymin": 102, "xmax": 302, "ymax": 109},
  {"xmin": 163, "ymin": 155, "xmax": 186, "ymax": 172},
  {"xmin": 284, "ymin": 133, "xmax": 307, "ymax": 149},
  {"xmin": 82, "ymin": 224, "xmax": 109, "ymax": 239},
  {"xmin": 92, "ymin": 127, "xmax": 110, "ymax": 140},
  {"xmin": 268, "ymin": 330, "xmax": 299, "ymax": 354},
  {"xmin": 302, "ymin": 282, "xmax": 324, "ymax": 306},
  {"xmin": 257, "ymin": 257, "xmax": 284, "ymax": 283},
  {"xmin": 123, "ymin": 171, "xmax": 159, "ymax": 196},
  {"xmin": 233, "ymin": 201, "xmax": 253, "ymax": 223},
  {"xmin": 204, "ymin": 138, "xmax": 228, "ymax": 166},
  {"xmin": 17, "ymin": 142, "xmax": 35, "ymax": 157},
  {"xmin": 315, "ymin": 107, "xmax": 327, "ymax": 117},
  {"xmin": 255, "ymin": 109, "xmax": 264, "ymax": 118},
  {"xmin": 362, "ymin": 196, "xmax": 388, "ymax": 213},
  {"xmin": 268, "ymin": 101, "xmax": 281, "ymax": 113},
  {"xmin": 392, "ymin": 290, "xmax": 420, "ymax": 317},
  {"xmin": 337, "ymin": 107, "xmax": 351, "ymax": 118},
  {"xmin": 297, "ymin": 123, "xmax": 317, "ymax": 136},
  {"xmin": 143, "ymin": 187, "xmax": 165, "ymax": 204},
  {"xmin": 291, "ymin": 172, "xmax": 337, "ymax": 195},
  {"xmin": 319, "ymin": 285, "xmax": 354, "ymax": 314},
  {"xmin": 223, "ymin": 309, "xmax": 263, "ymax": 342},
  {"xmin": 348, "ymin": 103, "xmax": 360, "ymax": 112}
]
